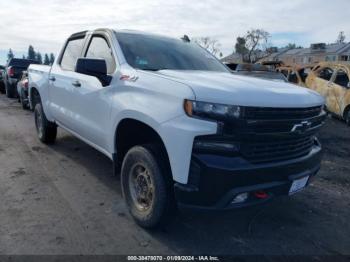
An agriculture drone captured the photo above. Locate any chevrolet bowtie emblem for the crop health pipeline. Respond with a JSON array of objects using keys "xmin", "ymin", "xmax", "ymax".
[{"xmin": 291, "ymin": 121, "xmax": 312, "ymax": 133}]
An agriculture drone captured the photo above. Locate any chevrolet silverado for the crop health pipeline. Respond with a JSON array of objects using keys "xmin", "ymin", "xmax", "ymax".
[{"xmin": 28, "ymin": 29, "xmax": 326, "ymax": 228}]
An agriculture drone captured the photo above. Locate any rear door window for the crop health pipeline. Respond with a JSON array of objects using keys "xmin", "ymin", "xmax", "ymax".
[
  {"xmin": 333, "ymin": 69, "xmax": 350, "ymax": 88},
  {"xmin": 317, "ymin": 67, "xmax": 334, "ymax": 81},
  {"xmin": 288, "ymin": 71, "xmax": 298, "ymax": 83},
  {"xmin": 60, "ymin": 37, "xmax": 85, "ymax": 71}
]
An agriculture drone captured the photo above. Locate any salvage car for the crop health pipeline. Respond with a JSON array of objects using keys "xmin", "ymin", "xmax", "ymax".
[
  {"xmin": 17, "ymin": 71, "xmax": 30, "ymax": 109},
  {"xmin": 277, "ymin": 65, "xmax": 314, "ymax": 87},
  {"xmin": 306, "ymin": 62, "xmax": 350, "ymax": 125},
  {"xmin": 0, "ymin": 66, "xmax": 5, "ymax": 93},
  {"xmin": 28, "ymin": 29, "xmax": 326, "ymax": 228},
  {"xmin": 4, "ymin": 58, "xmax": 39, "ymax": 98}
]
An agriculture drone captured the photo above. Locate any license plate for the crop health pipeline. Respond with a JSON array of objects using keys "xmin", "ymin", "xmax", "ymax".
[{"xmin": 289, "ymin": 176, "xmax": 309, "ymax": 195}]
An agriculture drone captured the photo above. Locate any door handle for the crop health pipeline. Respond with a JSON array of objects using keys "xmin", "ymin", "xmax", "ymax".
[
  {"xmin": 72, "ymin": 80, "xmax": 81, "ymax": 87},
  {"xmin": 49, "ymin": 76, "xmax": 56, "ymax": 81}
]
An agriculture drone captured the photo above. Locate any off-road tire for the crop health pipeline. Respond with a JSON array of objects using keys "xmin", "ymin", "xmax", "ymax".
[
  {"xmin": 121, "ymin": 144, "xmax": 175, "ymax": 228},
  {"xmin": 34, "ymin": 103, "xmax": 57, "ymax": 144}
]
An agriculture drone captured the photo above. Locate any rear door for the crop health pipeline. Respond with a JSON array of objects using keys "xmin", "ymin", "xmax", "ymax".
[
  {"xmin": 308, "ymin": 67, "xmax": 335, "ymax": 107},
  {"xmin": 48, "ymin": 35, "xmax": 86, "ymax": 130},
  {"xmin": 66, "ymin": 33, "xmax": 117, "ymax": 150},
  {"xmin": 330, "ymin": 68, "xmax": 350, "ymax": 116}
]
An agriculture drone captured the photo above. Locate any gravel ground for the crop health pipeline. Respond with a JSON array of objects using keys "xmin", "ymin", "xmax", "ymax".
[{"xmin": 0, "ymin": 94, "xmax": 349, "ymax": 256}]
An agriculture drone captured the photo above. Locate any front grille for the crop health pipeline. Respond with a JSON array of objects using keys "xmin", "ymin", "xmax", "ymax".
[
  {"xmin": 241, "ymin": 136, "xmax": 315, "ymax": 163},
  {"xmin": 195, "ymin": 106, "xmax": 326, "ymax": 164},
  {"xmin": 243, "ymin": 106, "xmax": 322, "ymax": 120}
]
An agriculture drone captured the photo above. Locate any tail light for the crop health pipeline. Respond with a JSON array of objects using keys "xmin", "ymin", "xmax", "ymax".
[
  {"xmin": 23, "ymin": 79, "xmax": 29, "ymax": 89},
  {"xmin": 7, "ymin": 67, "xmax": 15, "ymax": 77}
]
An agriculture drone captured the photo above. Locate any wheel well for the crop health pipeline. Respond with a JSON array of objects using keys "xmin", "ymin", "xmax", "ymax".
[
  {"xmin": 344, "ymin": 105, "xmax": 350, "ymax": 119},
  {"xmin": 115, "ymin": 119, "xmax": 171, "ymax": 171},
  {"xmin": 30, "ymin": 87, "xmax": 41, "ymax": 108}
]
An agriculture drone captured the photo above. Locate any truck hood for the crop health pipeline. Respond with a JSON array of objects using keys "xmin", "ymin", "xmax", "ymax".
[{"xmin": 154, "ymin": 70, "xmax": 324, "ymax": 108}]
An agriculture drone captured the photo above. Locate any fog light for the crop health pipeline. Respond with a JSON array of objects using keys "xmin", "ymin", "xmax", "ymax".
[
  {"xmin": 231, "ymin": 192, "xmax": 249, "ymax": 204},
  {"xmin": 193, "ymin": 141, "xmax": 239, "ymax": 153}
]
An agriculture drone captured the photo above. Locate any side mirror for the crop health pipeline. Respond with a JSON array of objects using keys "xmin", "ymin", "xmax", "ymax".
[
  {"xmin": 347, "ymin": 82, "xmax": 350, "ymax": 88},
  {"xmin": 75, "ymin": 58, "xmax": 112, "ymax": 86}
]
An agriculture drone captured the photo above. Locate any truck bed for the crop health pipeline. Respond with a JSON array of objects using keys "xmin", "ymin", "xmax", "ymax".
[{"xmin": 28, "ymin": 64, "xmax": 52, "ymax": 109}]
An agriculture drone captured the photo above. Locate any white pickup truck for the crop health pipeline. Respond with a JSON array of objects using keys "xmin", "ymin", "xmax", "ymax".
[{"xmin": 28, "ymin": 28, "xmax": 326, "ymax": 228}]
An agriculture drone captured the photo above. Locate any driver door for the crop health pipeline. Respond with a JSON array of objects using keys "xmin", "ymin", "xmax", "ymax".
[
  {"xmin": 69, "ymin": 34, "xmax": 117, "ymax": 151},
  {"xmin": 310, "ymin": 67, "xmax": 335, "ymax": 112},
  {"xmin": 329, "ymin": 68, "xmax": 350, "ymax": 116}
]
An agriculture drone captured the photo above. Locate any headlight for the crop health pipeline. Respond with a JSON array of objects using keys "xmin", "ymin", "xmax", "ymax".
[{"xmin": 184, "ymin": 100, "xmax": 241, "ymax": 121}]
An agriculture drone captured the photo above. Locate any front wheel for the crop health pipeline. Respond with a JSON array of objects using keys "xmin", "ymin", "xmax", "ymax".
[
  {"xmin": 121, "ymin": 145, "xmax": 175, "ymax": 228},
  {"xmin": 34, "ymin": 103, "xmax": 57, "ymax": 144}
]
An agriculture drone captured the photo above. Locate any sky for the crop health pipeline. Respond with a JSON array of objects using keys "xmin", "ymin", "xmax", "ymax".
[{"xmin": 0, "ymin": 0, "xmax": 350, "ymax": 65}]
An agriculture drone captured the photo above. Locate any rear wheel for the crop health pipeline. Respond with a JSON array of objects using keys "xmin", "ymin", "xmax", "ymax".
[
  {"xmin": 34, "ymin": 103, "xmax": 57, "ymax": 144},
  {"xmin": 5, "ymin": 83, "xmax": 15, "ymax": 98},
  {"xmin": 0, "ymin": 84, "xmax": 5, "ymax": 94},
  {"xmin": 121, "ymin": 144, "xmax": 175, "ymax": 228}
]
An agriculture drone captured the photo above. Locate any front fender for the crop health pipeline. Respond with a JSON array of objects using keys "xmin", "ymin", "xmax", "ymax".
[{"xmin": 110, "ymin": 111, "xmax": 217, "ymax": 184}]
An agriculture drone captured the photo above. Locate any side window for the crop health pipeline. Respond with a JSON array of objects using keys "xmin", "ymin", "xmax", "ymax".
[
  {"xmin": 281, "ymin": 70, "xmax": 288, "ymax": 77},
  {"xmin": 317, "ymin": 67, "xmax": 334, "ymax": 81},
  {"xmin": 288, "ymin": 71, "xmax": 298, "ymax": 83},
  {"xmin": 60, "ymin": 37, "xmax": 85, "ymax": 71},
  {"xmin": 85, "ymin": 36, "xmax": 116, "ymax": 74},
  {"xmin": 333, "ymin": 69, "xmax": 350, "ymax": 88},
  {"xmin": 299, "ymin": 68, "xmax": 311, "ymax": 82}
]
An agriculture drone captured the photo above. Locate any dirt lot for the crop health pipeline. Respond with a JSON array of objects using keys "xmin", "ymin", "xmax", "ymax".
[{"xmin": 0, "ymin": 94, "xmax": 349, "ymax": 256}]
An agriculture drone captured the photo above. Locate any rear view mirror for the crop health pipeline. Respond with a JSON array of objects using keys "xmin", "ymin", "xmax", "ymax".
[{"xmin": 75, "ymin": 58, "xmax": 112, "ymax": 86}]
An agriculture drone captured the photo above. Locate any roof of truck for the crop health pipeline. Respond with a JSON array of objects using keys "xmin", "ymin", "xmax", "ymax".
[{"xmin": 69, "ymin": 28, "xmax": 181, "ymax": 41}]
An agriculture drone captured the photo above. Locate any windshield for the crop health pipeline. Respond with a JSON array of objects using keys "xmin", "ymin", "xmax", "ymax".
[{"xmin": 115, "ymin": 32, "xmax": 228, "ymax": 72}]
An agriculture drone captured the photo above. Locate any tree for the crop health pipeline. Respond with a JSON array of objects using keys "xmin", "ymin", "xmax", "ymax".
[
  {"xmin": 245, "ymin": 29, "xmax": 271, "ymax": 63},
  {"xmin": 49, "ymin": 53, "xmax": 55, "ymax": 64},
  {"xmin": 7, "ymin": 49, "xmax": 14, "ymax": 61},
  {"xmin": 337, "ymin": 31, "xmax": 346, "ymax": 43},
  {"xmin": 193, "ymin": 37, "xmax": 222, "ymax": 57},
  {"xmin": 36, "ymin": 52, "xmax": 43, "ymax": 64},
  {"xmin": 285, "ymin": 43, "xmax": 303, "ymax": 49},
  {"xmin": 44, "ymin": 53, "xmax": 50, "ymax": 65},
  {"xmin": 235, "ymin": 37, "xmax": 248, "ymax": 59},
  {"xmin": 27, "ymin": 45, "xmax": 36, "ymax": 60},
  {"xmin": 286, "ymin": 43, "xmax": 296, "ymax": 49}
]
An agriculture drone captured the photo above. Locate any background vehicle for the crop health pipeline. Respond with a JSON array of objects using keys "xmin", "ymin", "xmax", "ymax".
[
  {"xmin": 258, "ymin": 60, "xmax": 284, "ymax": 70},
  {"xmin": 224, "ymin": 62, "xmax": 239, "ymax": 71},
  {"xmin": 29, "ymin": 29, "xmax": 325, "ymax": 228},
  {"xmin": 4, "ymin": 58, "xmax": 39, "ymax": 98},
  {"xmin": 306, "ymin": 62, "xmax": 350, "ymax": 125},
  {"xmin": 277, "ymin": 65, "xmax": 314, "ymax": 87},
  {"xmin": 233, "ymin": 63, "xmax": 288, "ymax": 82},
  {"xmin": 17, "ymin": 71, "xmax": 30, "ymax": 109},
  {"xmin": 0, "ymin": 65, "xmax": 5, "ymax": 93}
]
